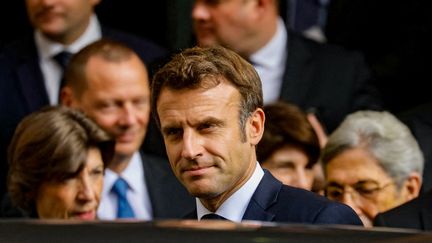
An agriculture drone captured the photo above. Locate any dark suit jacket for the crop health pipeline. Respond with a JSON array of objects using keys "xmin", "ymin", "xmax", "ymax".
[
  {"xmin": 186, "ymin": 171, "xmax": 362, "ymax": 225},
  {"xmin": 279, "ymin": 31, "xmax": 383, "ymax": 133},
  {"xmin": 0, "ymin": 27, "xmax": 168, "ymax": 197},
  {"xmin": 397, "ymin": 102, "xmax": 432, "ymax": 193},
  {"xmin": 0, "ymin": 152, "xmax": 194, "ymax": 219},
  {"xmin": 373, "ymin": 190, "xmax": 432, "ymax": 231}
]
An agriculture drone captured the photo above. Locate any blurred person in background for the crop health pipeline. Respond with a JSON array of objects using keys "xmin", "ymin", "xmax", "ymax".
[
  {"xmin": 322, "ymin": 110, "xmax": 423, "ymax": 227},
  {"xmin": 257, "ymin": 101, "xmax": 323, "ymax": 193},
  {"xmin": 61, "ymin": 39, "xmax": 194, "ymax": 220}
]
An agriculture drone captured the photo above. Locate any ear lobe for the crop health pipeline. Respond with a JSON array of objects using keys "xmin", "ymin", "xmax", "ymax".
[
  {"xmin": 402, "ymin": 172, "xmax": 422, "ymax": 201},
  {"xmin": 249, "ymin": 108, "xmax": 265, "ymax": 145},
  {"xmin": 60, "ymin": 86, "xmax": 76, "ymax": 107}
]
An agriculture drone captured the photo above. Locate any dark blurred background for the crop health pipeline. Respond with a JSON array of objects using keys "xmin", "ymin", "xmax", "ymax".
[{"xmin": 1, "ymin": 0, "xmax": 431, "ymax": 113}]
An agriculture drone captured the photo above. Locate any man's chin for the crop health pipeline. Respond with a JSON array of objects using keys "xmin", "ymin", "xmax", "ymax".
[
  {"xmin": 115, "ymin": 143, "xmax": 140, "ymax": 157},
  {"xmin": 196, "ymin": 36, "xmax": 218, "ymax": 47}
]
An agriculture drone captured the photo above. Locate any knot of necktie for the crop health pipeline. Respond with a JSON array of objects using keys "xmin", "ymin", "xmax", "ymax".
[
  {"xmin": 53, "ymin": 51, "xmax": 73, "ymax": 70},
  {"xmin": 201, "ymin": 213, "xmax": 228, "ymax": 220},
  {"xmin": 53, "ymin": 51, "xmax": 73, "ymax": 98}
]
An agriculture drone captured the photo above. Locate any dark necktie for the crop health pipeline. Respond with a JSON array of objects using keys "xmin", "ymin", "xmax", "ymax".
[
  {"xmin": 52, "ymin": 51, "xmax": 73, "ymax": 93},
  {"xmin": 201, "ymin": 213, "xmax": 228, "ymax": 220},
  {"xmin": 112, "ymin": 178, "xmax": 135, "ymax": 218}
]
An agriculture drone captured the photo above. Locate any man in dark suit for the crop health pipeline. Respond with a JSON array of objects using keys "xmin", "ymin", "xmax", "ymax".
[
  {"xmin": 373, "ymin": 189, "xmax": 432, "ymax": 231},
  {"xmin": 397, "ymin": 102, "xmax": 432, "ymax": 194},
  {"xmin": 151, "ymin": 45, "xmax": 362, "ymax": 225},
  {"xmin": 60, "ymin": 39, "xmax": 194, "ymax": 220},
  {"xmin": 0, "ymin": 0, "xmax": 167, "ymax": 199},
  {"xmin": 191, "ymin": 0, "xmax": 382, "ymax": 134}
]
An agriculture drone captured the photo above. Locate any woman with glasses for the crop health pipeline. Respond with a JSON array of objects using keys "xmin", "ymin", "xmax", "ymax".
[{"xmin": 321, "ymin": 110, "xmax": 424, "ymax": 227}]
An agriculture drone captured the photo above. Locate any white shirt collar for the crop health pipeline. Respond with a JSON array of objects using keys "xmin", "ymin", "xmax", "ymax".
[
  {"xmin": 249, "ymin": 18, "xmax": 288, "ymax": 104},
  {"xmin": 103, "ymin": 152, "xmax": 143, "ymax": 196},
  {"xmin": 34, "ymin": 14, "xmax": 102, "ymax": 60},
  {"xmin": 249, "ymin": 17, "xmax": 287, "ymax": 70},
  {"xmin": 98, "ymin": 152, "xmax": 153, "ymax": 220},
  {"xmin": 197, "ymin": 162, "xmax": 264, "ymax": 222}
]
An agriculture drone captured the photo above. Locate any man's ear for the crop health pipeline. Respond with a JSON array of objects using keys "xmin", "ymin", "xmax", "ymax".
[
  {"xmin": 401, "ymin": 172, "xmax": 422, "ymax": 201},
  {"xmin": 60, "ymin": 86, "xmax": 77, "ymax": 107},
  {"xmin": 248, "ymin": 108, "xmax": 265, "ymax": 145}
]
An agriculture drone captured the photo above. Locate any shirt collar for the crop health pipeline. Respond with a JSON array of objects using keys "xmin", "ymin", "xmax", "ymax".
[
  {"xmin": 103, "ymin": 152, "xmax": 143, "ymax": 194},
  {"xmin": 197, "ymin": 162, "xmax": 264, "ymax": 222},
  {"xmin": 34, "ymin": 14, "xmax": 102, "ymax": 61},
  {"xmin": 249, "ymin": 17, "xmax": 287, "ymax": 69}
]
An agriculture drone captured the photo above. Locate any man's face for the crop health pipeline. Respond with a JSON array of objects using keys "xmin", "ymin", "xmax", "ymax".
[
  {"xmin": 325, "ymin": 148, "xmax": 407, "ymax": 227},
  {"xmin": 157, "ymin": 80, "xmax": 262, "ymax": 201},
  {"xmin": 192, "ymin": 0, "xmax": 258, "ymax": 55},
  {"xmin": 71, "ymin": 55, "xmax": 150, "ymax": 158},
  {"xmin": 25, "ymin": 0, "xmax": 100, "ymax": 43},
  {"xmin": 261, "ymin": 145, "xmax": 314, "ymax": 190},
  {"xmin": 36, "ymin": 148, "xmax": 104, "ymax": 220}
]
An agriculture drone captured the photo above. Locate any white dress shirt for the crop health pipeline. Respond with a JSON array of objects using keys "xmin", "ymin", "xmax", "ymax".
[
  {"xmin": 34, "ymin": 14, "xmax": 102, "ymax": 104},
  {"xmin": 249, "ymin": 17, "xmax": 288, "ymax": 105},
  {"xmin": 196, "ymin": 162, "xmax": 265, "ymax": 223},
  {"xmin": 97, "ymin": 152, "xmax": 153, "ymax": 220}
]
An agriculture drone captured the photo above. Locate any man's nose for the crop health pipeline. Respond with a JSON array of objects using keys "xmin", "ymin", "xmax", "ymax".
[
  {"xmin": 118, "ymin": 104, "xmax": 137, "ymax": 126},
  {"xmin": 192, "ymin": 1, "xmax": 211, "ymax": 21},
  {"xmin": 339, "ymin": 191, "xmax": 363, "ymax": 217},
  {"xmin": 181, "ymin": 129, "xmax": 203, "ymax": 160}
]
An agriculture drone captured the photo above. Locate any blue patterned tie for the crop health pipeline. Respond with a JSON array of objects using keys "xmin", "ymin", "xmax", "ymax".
[{"xmin": 112, "ymin": 178, "xmax": 135, "ymax": 218}]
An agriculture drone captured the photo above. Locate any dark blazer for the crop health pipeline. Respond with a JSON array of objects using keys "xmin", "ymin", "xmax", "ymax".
[
  {"xmin": 397, "ymin": 102, "xmax": 432, "ymax": 193},
  {"xmin": 186, "ymin": 171, "xmax": 363, "ymax": 225},
  {"xmin": 141, "ymin": 152, "xmax": 195, "ymax": 219},
  {"xmin": 279, "ymin": 31, "xmax": 383, "ymax": 133},
  {"xmin": 0, "ymin": 152, "xmax": 194, "ymax": 219},
  {"xmin": 0, "ymin": 27, "xmax": 168, "ymax": 197},
  {"xmin": 373, "ymin": 190, "xmax": 432, "ymax": 231}
]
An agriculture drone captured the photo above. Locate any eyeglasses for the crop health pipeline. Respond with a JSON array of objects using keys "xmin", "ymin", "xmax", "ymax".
[{"xmin": 325, "ymin": 180, "xmax": 394, "ymax": 201}]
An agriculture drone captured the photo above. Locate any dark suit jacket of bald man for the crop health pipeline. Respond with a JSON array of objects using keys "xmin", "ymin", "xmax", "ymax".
[{"xmin": 279, "ymin": 30, "xmax": 383, "ymax": 133}]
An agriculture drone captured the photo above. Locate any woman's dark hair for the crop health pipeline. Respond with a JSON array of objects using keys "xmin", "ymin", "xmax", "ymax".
[{"xmin": 7, "ymin": 106, "xmax": 115, "ymax": 213}]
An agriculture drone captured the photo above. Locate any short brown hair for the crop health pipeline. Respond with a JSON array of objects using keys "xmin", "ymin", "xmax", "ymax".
[
  {"xmin": 64, "ymin": 38, "xmax": 138, "ymax": 98},
  {"xmin": 7, "ymin": 106, "xmax": 115, "ymax": 213},
  {"xmin": 257, "ymin": 102, "xmax": 320, "ymax": 168},
  {"xmin": 151, "ymin": 46, "xmax": 263, "ymax": 140}
]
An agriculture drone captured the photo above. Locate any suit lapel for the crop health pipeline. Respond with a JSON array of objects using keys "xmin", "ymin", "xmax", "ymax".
[
  {"xmin": 140, "ymin": 152, "xmax": 169, "ymax": 207},
  {"xmin": 14, "ymin": 39, "xmax": 49, "ymax": 111},
  {"xmin": 280, "ymin": 31, "xmax": 316, "ymax": 106},
  {"xmin": 16, "ymin": 61, "xmax": 49, "ymax": 111},
  {"xmin": 242, "ymin": 171, "xmax": 281, "ymax": 222}
]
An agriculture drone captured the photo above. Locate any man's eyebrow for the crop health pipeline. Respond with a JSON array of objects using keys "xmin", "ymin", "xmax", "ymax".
[
  {"xmin": 199, "ymin": 117, "xmax": 225, "ymax": 126},
  {"xmin": 161, "ymin": 123, "xmax": 181, "ymax": 134},
  {"xmin": 326, "ymin": 181, "xmax": 343, "ymax": 188}
]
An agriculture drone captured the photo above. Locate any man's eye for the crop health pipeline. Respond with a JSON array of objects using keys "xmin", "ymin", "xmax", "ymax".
[
  {"xmin": 165, "ymin": 128, "xmax": 182, "ymax": 138},
  {"xmin": 356, "ymin": 187, "xmax": 377, "ymax": 196},
  {"xmin": 133, "ymin": 98, "xmax": 148, "ymax": 107},
  {"xmin": 325, "ymin": 187, "xmax": 343, "ymax": 199},
  {"xmin": 198, "ymin": 123, "xmax": 214, "ymax": 131},
  {"xmin": 203, "ymin": 0, "xmax": 223, "ymax": 6},
  {"xmin": 97, "ymin": 103, "xmax": 116, "ymax": 113}
]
